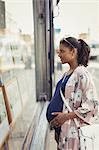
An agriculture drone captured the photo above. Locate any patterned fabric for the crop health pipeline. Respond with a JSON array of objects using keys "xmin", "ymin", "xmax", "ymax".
[{"xmin": 58, "ymin": 66, "xmax": 98, "ymax": 150}]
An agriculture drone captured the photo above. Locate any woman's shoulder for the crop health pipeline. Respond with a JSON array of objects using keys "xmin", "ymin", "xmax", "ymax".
[
  {"xmin": 74, "ymin": 65, "xmax": 89, "ymax": 76},
  {"xmin": 74, "ymin": 65, "xmax": 94, "ymax": 85}
]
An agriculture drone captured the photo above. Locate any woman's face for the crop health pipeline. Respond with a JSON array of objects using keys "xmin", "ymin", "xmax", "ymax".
[{"xmin": 57, "ymin": 43, "xmax": 76, "ymax": 64}]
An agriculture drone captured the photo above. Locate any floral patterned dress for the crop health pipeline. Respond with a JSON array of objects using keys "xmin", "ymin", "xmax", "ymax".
[{"xmin": 58, "ymin": 66, "xmax": 98, "ymax": 150}]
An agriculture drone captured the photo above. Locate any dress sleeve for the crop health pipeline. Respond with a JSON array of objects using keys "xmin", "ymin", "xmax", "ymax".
[{"xmin": 74, "ymin": 73, "xmax": 99, "ymax": 124}]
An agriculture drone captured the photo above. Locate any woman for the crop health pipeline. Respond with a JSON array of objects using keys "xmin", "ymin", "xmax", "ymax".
[{"xmin": 46, "ymin": 37, "xmax": 98, "ymax": 150}]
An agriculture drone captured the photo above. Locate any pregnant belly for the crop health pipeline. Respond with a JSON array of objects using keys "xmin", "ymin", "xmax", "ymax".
[{"xmin": 46, "ymin": 97, "xmax": 63, "ymax": 122}]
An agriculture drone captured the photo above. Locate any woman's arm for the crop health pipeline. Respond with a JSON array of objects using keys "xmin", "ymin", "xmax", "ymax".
[
  {"xmin": 74, "ymin": 73, "xmax": 98, "ymax": 124},
  {"xmin": 50, "ymin": 111, "xmax": 78, "ymax": 127}
]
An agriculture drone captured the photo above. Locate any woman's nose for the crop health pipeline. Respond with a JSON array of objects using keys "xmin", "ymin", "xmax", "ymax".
[
  {"xmin": 56, "ymin": 48, "xmax": 60, "ymax": 54},
  {"xmin": 56, "ymin": 49, "xmax": 60, "ymax": 57}
]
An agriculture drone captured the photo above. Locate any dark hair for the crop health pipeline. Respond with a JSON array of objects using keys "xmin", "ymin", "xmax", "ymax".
[{"xmin": 60, "ymin": 37, "xmax": 90, "ymax": 67}]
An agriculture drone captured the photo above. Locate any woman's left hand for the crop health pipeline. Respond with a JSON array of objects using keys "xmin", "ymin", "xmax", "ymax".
[{"xmin": 50, "ymin": 112, "xmax": 68, "ymax": 127}]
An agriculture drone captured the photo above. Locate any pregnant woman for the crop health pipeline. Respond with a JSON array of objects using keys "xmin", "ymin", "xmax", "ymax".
[{"xmin": 46, "ymin": 37, "xmax": 98, "ymax": 150}]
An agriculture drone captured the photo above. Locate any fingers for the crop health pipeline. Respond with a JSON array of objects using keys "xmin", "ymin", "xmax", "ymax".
[
  {"xmin": 50, "ymin": 118, "xmax": 57, "ymax": 124},
  {"xmin": 50, "ymin": 120, "xmax": 60, "ymax": 128},
  {"xmin": 51, "ymin": 112, "xmax": 61, "ymax": 115},
  {"xmin": 50, "ymin": 116, "xmax": 60, "ymax": 127},
  {"xmin": 50, "ymin": 118, "xmax": 57, "ymax": 125},
  {"xmin": 50, "ymin": 112, "xmax": 64, "ymax": 127}
]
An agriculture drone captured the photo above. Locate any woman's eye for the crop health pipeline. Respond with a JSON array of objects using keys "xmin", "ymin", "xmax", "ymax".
[{"xmin": 60, "ymin": 50, "xmax": 65, "ymax": 53}]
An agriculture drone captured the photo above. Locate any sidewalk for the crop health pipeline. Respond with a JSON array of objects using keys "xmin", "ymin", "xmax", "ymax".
[{"xmin": 49, "ymin": 130, "xmax": 57, "ymax": 150}]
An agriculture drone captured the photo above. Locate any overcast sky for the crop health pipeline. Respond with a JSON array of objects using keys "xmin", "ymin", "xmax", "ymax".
[
  {"xmin": 4, "ymin": 0, "xmax": 99, "ymax": 39},
  {"xmin": 54, "ymin": 0, "xmax": 99, "ymax": 39}
]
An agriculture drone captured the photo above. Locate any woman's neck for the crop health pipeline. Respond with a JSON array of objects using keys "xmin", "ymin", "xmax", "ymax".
[
  {"xmin": 67, "ymin": 62, "xmax": 78, "ymax": 75},
  {"xmin": 70, "ymin": 62, "xmax": 78, "ymax": 70}
]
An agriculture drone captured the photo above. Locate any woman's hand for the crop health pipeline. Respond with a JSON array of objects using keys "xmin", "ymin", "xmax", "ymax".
[
  {"xmin": 50, "ymin": 112, "xmax": 68, "ymax": 127},
  {"xmin": 50, "ymin": 112, "xmax": 77, "ymax": 127}
]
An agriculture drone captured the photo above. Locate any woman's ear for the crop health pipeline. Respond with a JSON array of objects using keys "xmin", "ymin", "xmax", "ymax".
[{"xmin": 72, "ymin": 48, "xmax": 77, "ymax": 56}]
